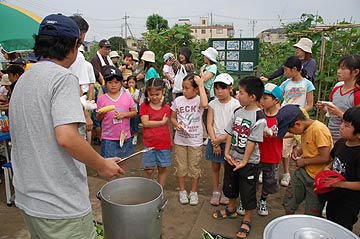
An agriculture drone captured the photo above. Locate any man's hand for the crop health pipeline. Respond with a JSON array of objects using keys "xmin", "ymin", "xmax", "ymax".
[{"xmin": 98, "ymin": 157, "xmax": 125, "ymax": 181}]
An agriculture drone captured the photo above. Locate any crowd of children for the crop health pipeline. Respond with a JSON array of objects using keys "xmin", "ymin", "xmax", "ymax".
[{"xmin": 2, "ymin": 36, "xmax": 359, "ymax": 238}]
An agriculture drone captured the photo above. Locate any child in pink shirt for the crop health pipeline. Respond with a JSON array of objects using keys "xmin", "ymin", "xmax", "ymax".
[{"xmin": 96, "ymin": 66, "xmax": 137, "ymax": 162}]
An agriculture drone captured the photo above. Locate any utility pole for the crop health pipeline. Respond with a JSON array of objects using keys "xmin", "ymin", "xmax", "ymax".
[
  {"xmin": 123, "ymin": 13, "xmax": 130, "ymax": 39},
  {"xmin": 249, "ymin": 20, "xmax": 257, "ymax": 37},
  {"xmin": 239, "ymin": 29, "xmax": 243, "ymax": 38},
  {"xmin": 210, "ymin": 12, "xmax": 213, "ymax": 39}
]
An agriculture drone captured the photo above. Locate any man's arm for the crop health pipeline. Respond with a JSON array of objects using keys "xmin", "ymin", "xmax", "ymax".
[{"xmin": 55, "ymin": 123, "xmax": 124, "ymax": 180}]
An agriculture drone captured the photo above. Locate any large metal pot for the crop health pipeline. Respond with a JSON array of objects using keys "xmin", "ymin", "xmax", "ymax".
[
  {"xmin": 263, "ymin": 215, "xmax": 359, "ymax": 239},
  {"xmin": 97, "ymin": 177, "xmax": 167, "ymax": 239}
]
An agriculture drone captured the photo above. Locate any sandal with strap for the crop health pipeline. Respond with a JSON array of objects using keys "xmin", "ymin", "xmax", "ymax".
[
  {"xmin": 212, "ymin": 207, "xmax": 238, "ymax": 220},
  {"xmin": 210, "ymin": 191, "xmax": 221, "ymax": 206},
  {"xmin": 236, "ymin": 220, "xmax": 251, "ymax": 239}
]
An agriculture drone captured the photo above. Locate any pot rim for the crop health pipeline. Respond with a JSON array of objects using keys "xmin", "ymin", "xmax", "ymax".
[{"xmin": 99, "ymin": 177, "xmax": 163, "ymax": 207}]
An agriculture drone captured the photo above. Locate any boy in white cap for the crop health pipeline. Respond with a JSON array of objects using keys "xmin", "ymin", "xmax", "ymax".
[{"xmin": 205, "ymin": 73, "xmax": 240, "ymax": 206}]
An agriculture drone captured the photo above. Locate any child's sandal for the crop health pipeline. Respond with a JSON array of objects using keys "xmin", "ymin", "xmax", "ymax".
[
  {"xmin": 212, "ymin": 207, "xmax": 238, "ymax": 220},
  {"xmin": 236, "ymin": 220, "xmax": 251, "ymax": 239}
]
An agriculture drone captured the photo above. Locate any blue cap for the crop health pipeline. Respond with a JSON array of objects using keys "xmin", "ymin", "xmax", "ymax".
[
  {"xmin": 163, "ymin": 53, "xmax": 171, "ymax": 62},
  {"xmin": 24, "ymin": 52, "xmax": 38, "ymax": 62},
  {"xmin": 264, "ymin": 83, "xmax": 283, "ymax": 100},
  {"xmin": 276, "ymin": 105, "xmax": 302, "ymax": 138},
  {"xmin": 39, "ymin": 14, "xmax": 80, "ymax": 39}
]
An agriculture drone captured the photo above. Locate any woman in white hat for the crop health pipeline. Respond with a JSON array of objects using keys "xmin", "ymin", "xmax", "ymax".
[
  {"xmin": 141, "ymin": 50, "xmax": 160, "ymax": 84},
  {"xmin": 109, "ymin": 50, "xmax": 120, "ymax": 68},
  {"xmin": 261, "ymin": 37, "xmax": 316, "ymax": 83},
  {"xmin": 200, "ymin": 47, "xmax": 218, "ymax": 100}
]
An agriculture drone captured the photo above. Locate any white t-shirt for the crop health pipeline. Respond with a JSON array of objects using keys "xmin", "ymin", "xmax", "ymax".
[
  {"xmin": 280, "ymin": 78, "xmax": 315, "ymax": 107},
  {"xmin": 208, "ymin": 97, "xmax": 241, "ymax": 138},
  {"xmin": 69, "ymin": 50, "xmax": 95, "ymax": 93},
  {"xmin": 171, "ymin": 95, "xmax": 204, "ymax": 146}
]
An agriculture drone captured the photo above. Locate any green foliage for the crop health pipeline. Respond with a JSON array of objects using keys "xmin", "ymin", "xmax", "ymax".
[
  {"xmin": 142, "ymin": 24, "xmax": 209, "ymax": 73},
  {"xmin": 259, "ymin": 13, "xmax": 360, "ymax": 119},
  {"xmin": 83, "ymin": 43, "xmax": 98, "ymax": 62},
  {"xmin": 108, "ymin": 36, "xmax": 127, "ymax": 54},
  {"xmin": 146, "ymin": 14, "xmax": 169, "ymax": 33}
]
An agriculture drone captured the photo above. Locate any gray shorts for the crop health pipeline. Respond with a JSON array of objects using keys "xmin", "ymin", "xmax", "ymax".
[
  {"xmin": 283, "ymin": 167, "xmax": 324, "ymax": 216},
  {"xmin": 257, "ymin": 162, "xmax": 279, "ymax": 195}
]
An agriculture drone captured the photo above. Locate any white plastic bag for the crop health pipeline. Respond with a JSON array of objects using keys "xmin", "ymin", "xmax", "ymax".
[{"xmin": 173, "ymin": 65, "xmax": 187, "ymax": 93}]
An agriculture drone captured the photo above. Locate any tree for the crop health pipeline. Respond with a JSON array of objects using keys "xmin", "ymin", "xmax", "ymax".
[
  {"xmin": 146, "ymin": 14, "xmax": 169, "ymax": 32},
  {"xmin": 108, "ymin": 36, "xmax": 127, "ymax": 54},
  {"xmin": 142, "ymin": 23, "xmax": 209, "ymax": 71}
]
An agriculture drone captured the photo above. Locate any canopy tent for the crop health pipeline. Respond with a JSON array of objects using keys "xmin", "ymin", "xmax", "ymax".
[{"xmin": 0, "ymin": 2, "xmax": 42, "ymax": 52}]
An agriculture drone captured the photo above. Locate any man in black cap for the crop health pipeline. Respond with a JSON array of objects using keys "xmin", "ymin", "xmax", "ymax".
[
  {"xmin": 91, "ymin": 39, "xmax": 114, "ymax": 84},
  {"xmin": 9, "ymin": 14, "xmax": 124, "ymax": 239}
]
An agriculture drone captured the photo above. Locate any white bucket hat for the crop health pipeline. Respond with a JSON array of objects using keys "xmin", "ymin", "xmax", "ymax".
[
  {"xmin": 129, "ymin": 50, "xmax": 139, "ymax": 61},
  {"xmin": 201, "ymin": 47, "xmax": 218, "ymax": 63},
  {"xmin": 293, "ymin": 38, "xmax": 313, "ymax": 54},
  {"xmin": 109, "ymin": 51, "xmax": 120, "ymax": 59},
  {"xmin": 141, "ymin": 50, "xmax": 156, "ymax": 63}
]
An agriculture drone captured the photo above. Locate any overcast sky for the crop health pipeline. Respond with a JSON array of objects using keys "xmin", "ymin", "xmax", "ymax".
[{"xmin": 5, "ymin": 0, "xmax": 360, "ymax": 41}]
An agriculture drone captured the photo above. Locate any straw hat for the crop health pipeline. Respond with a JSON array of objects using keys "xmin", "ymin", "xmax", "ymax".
[
  {"xmin": 293, "ymin": 38, "xmax": 313, "ymax": 54},
  {"xmin": 109, "ymin": 51, "xmax": 120, "ymax": 59},
  {"xmin": 141, "ymin": 51, "xmax": 155, "ymax": 63},
  {"xmin": 201, "ymin": 47, "xmax": 218, "ymax": 63}
]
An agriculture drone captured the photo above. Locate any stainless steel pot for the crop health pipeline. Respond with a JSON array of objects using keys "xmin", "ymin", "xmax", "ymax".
[
  {"xmin": 263, "ymin": 215, "xmax": 359, "ymax": 239},
  {"xmin": 97, "ymin": 177, "xmax": 167, "ymax": 239}
]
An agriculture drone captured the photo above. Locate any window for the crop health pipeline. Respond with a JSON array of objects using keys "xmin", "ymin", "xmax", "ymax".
[
  {"xmin": 202, "ymin": 20, "xmax": 206, "ymax": 25},
  {"xmin": 194, "ymin": 29, "xmax": 197, "ymax": 33},
  {"xmin": 201, "ymin": 29, "xmax": 206, "ymax": 34},
  {"xmin": 216, "ymin": 29, "xmax": 223, "ymax": 34}
]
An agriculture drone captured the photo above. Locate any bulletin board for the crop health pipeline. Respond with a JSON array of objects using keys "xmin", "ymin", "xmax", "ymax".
[{"xmin": 209, "ymin": 38, "xmax": 259, "ymax": 76}]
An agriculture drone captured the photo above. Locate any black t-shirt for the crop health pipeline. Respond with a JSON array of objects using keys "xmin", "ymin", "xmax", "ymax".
[{"xmin": 331, "ymin": 138, "xmax": 360, "ymax": 181}]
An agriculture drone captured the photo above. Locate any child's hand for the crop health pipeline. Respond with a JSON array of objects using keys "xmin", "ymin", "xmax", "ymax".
[
  {"xmin": 194, "ymin": 75, "xmax": 203, "ymax": 87},
  {"xmin": 175, "ymin": 123, "xmax": 188, "ymax": 134},
  {"xmin": 162, "ymin": 114, "xmax": 169, "ymax": 125},
  {"xmin": 224, "ymin": 154, "xmax": 236, "ymax": 166},
  {"xmin": 316, "ymin": 101, "xmax": 325, "ymax": 110},
  {"xmin": 233, "ymin": 160, "xmax": 247, "ymax": 171},
  {"xmin": 260, "ymin": 76, "xmax": 269, "ymax": 82},
  {"xmin": 325, "ymin": 102, "xmax": 341, "ymax": 117},
  {"xmin": 213, "ymin": 144, "xmax": 221, "ymax": 156},
  {"xmin": 291, "ymin": 145, "xmax": 302, "ymax": 160},
  {"xmin": 114, "ymin": 111, "xmax": 125, "ymax": 120}
]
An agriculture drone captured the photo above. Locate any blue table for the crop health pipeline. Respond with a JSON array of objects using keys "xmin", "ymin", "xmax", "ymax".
[{"xmin": 0, "ymin": 131, "xmax": 13, "ymax": 205}]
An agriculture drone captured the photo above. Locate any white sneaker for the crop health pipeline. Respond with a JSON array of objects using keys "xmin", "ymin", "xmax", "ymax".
[
  {"xmin": 189, "ymin": 191, "xmax": 199, "ymax": 206},
  {"xmin": 280, "ymin": 173, "xmax": 291, "ymax": 187},
  {"xmin": 132, "ymin": 136, "xmax": 137, "ymax": 145},
  {"xmin": 257, "ymin": 199, "xmax": 268, "ymax": 216},
  {"xmin": 236, "ymin": 201, "xmax": 245, "ymax": 216},
  {"xmin": 203, "ymin": 138, "xmax": 208, "ymax": 146},
  {"xmin": 179, "ymin": 190, "xmax": 189, "ymax": 204}
]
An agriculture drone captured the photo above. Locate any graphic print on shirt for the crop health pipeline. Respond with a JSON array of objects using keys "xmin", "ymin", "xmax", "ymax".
[
  {"xmin": 231, "ymin": 117, "xmax": 252, "ymax": 154},
  {"xmin": 176, "ymin": 105, "xmax": 201, "ymax": 138},
  {"xmin": 332, "ymin": 156, "xmax": 346, "ymax": 175},
  {"xmin": 285, "ymin": 86, "xmax": 306, "ymax": 104}
]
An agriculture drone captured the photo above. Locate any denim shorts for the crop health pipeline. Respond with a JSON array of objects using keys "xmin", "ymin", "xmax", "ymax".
[
  {"xmin": 205, "ymin": 140, "xmax": 226, "ymax": 163},
  {"xmin": 101, "ymin": 138, "xmax": 134, "ymax": 158},
  {"xmin": 142, "ymin": 147, "xmax": 171, "ymax": 167}
]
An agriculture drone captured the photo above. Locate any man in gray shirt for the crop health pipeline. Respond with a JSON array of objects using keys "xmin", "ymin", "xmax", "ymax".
[{"xmin": 9, "ymin": 14, "xmax": 124, "ymax": 239}]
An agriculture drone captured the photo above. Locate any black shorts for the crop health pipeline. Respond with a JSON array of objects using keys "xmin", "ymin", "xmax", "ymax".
[{"xmin": 222, "ymin": 161, "xmax": 258, "ymax": 210}]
